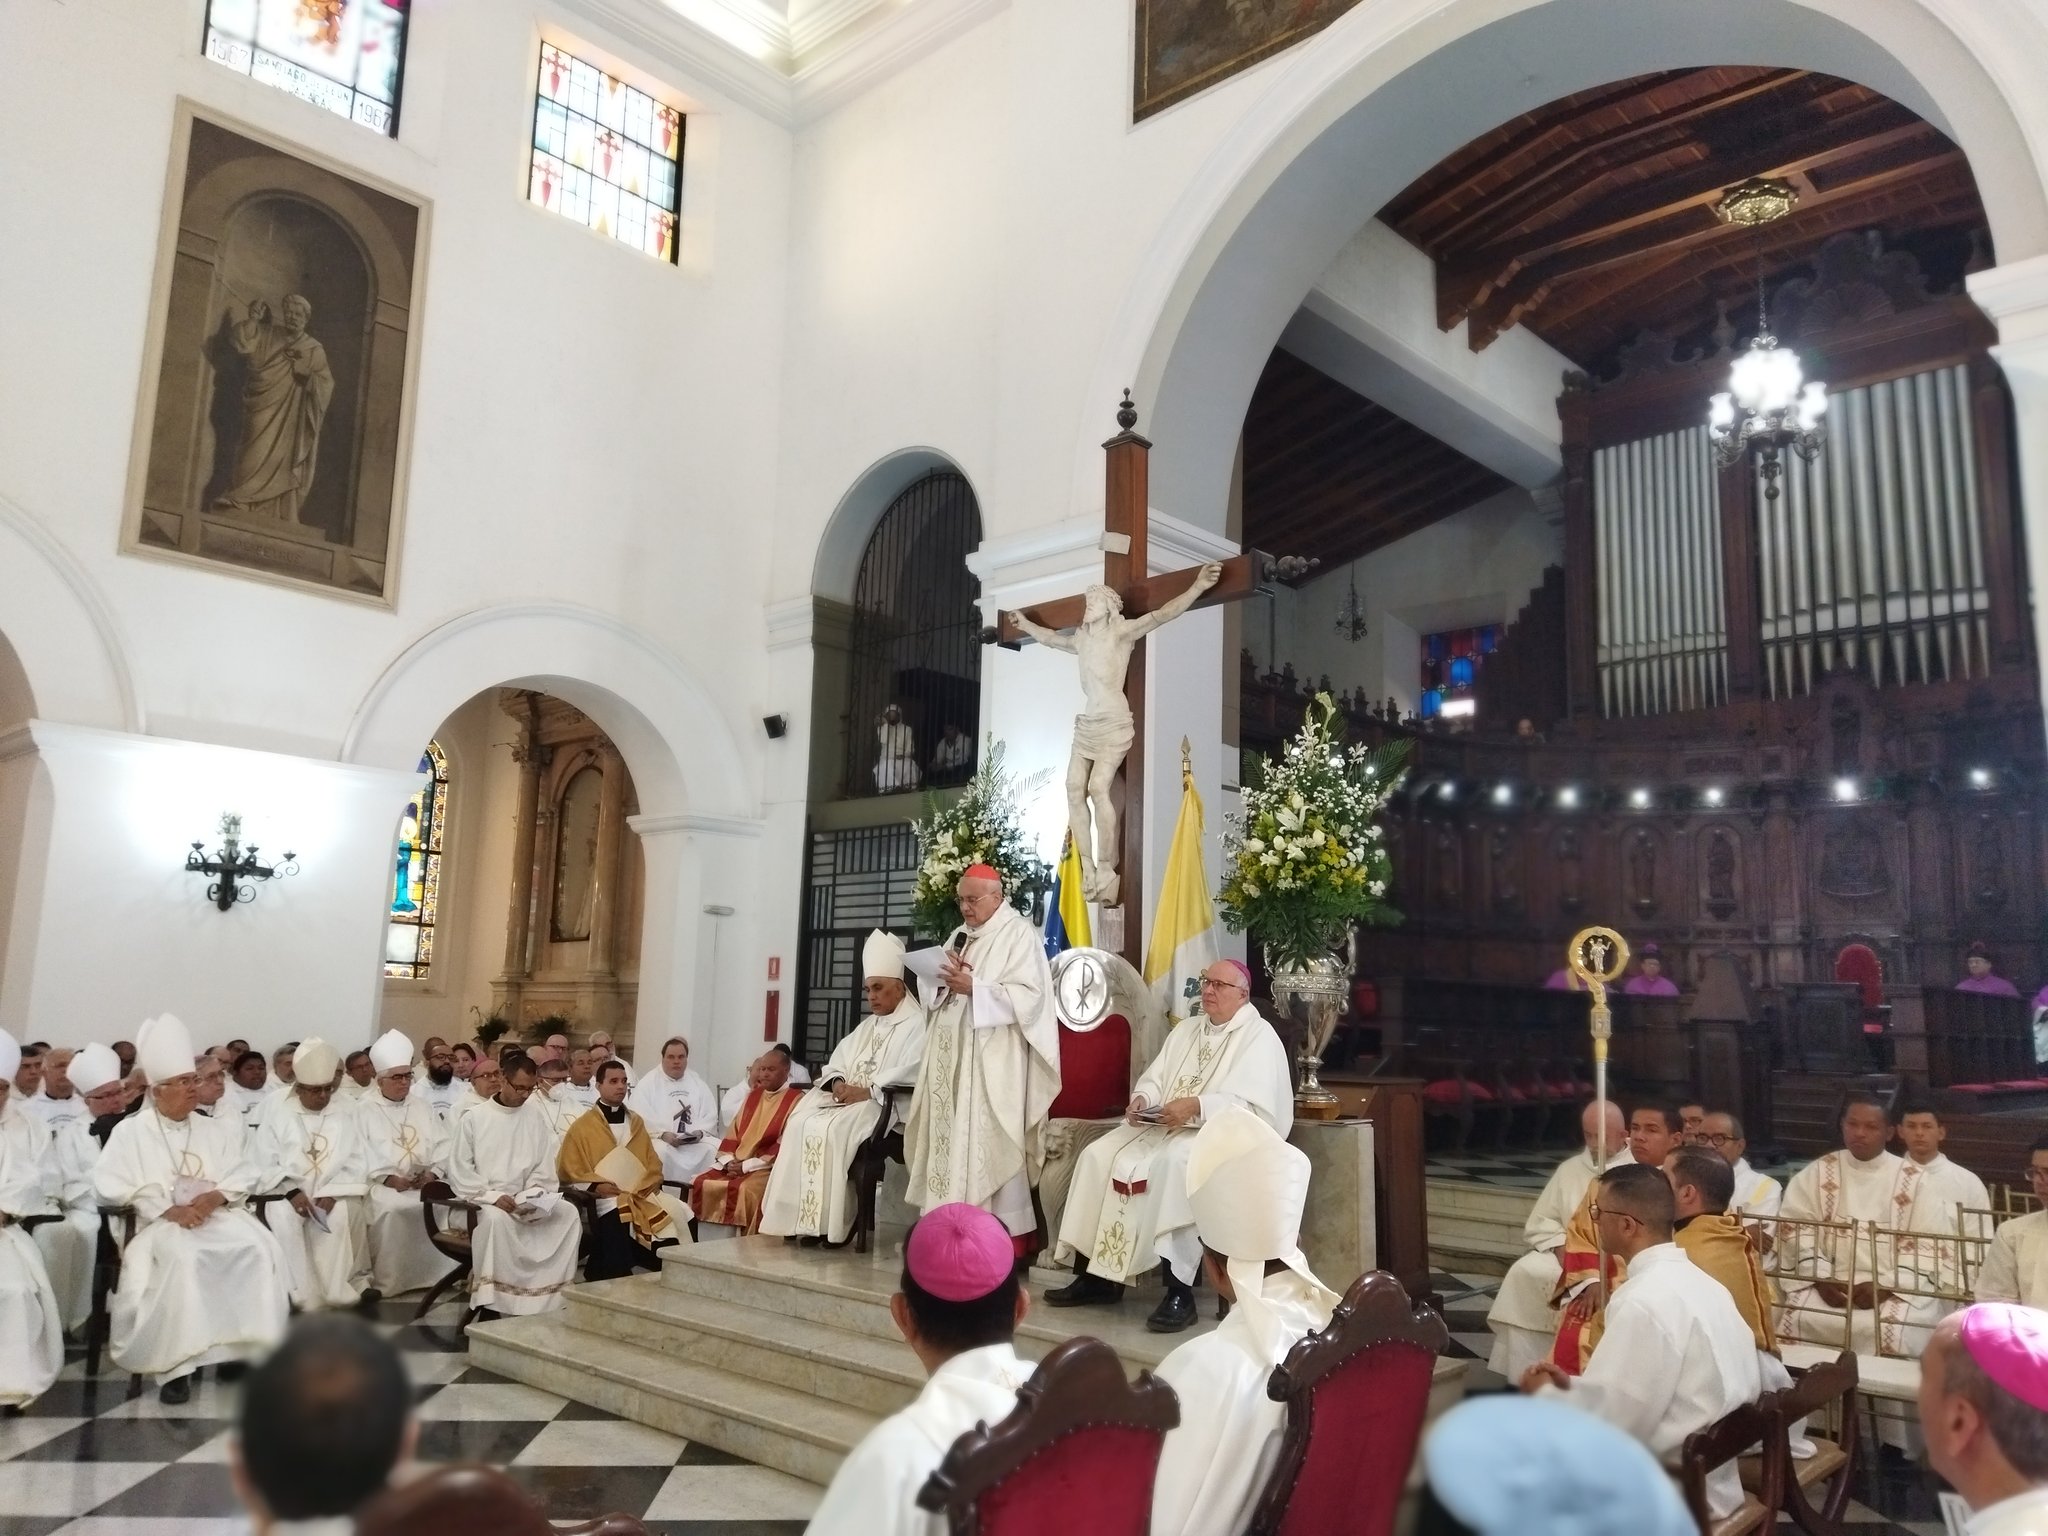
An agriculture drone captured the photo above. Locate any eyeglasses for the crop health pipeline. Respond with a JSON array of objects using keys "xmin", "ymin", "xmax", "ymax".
[
  {"xmin": 2026, "ymin": 1165, "xmax": 2048, "ymax": 1182},
  {"xmin": 1587, "ymin": 1202, "xmax": 1637, "ymax": 1226},
  {"xmin": 1700, "ymin": 1133, "xmax": 1737, "ymax": 1146},
  {"xmin": 1199, "ymin": 978, "xmax": 1245, "ymax": 990}
]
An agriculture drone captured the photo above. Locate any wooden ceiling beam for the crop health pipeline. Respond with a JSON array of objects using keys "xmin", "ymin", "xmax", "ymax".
[
  {"xmin": 1247, "ymin": 414, "xmax": 1417, "ymax": 499},
  {"xmin": 1301, "ymin": 472, "xmax": 1516, "ymax": 569},
  {"xmin": 1247, "ymin": 453, "xmax": 1509, "ymax": 554}
]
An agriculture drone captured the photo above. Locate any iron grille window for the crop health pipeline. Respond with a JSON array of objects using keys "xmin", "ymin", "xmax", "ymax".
[
  {"xmin": 798, "ymin": 825, "xmax": 922, "ymax": 1063},
  {"xmin": 842, "ymin": 471, "xmax": 983, "ymax": 798}
]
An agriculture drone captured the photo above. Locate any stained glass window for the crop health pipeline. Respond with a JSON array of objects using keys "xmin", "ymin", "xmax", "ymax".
[
  {"xmin": 385, "ymin": 740, "xmax": 448, "ymax": 979},
  {"xmin": 1419, "ymin": 626, "xmax": 1499, "ymax": 721},
  {"xmin": 529, "ymin": 43, "xmax": 685, "ymax": 264},
  {"xmin": 203, "ymin": 0, "xmax": 409, "ymax": 137}
]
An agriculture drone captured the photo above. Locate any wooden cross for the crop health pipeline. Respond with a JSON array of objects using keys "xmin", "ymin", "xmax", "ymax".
[{"xmin": 990, "ymin": 393, "xmax": 1271, "ymax": 966}]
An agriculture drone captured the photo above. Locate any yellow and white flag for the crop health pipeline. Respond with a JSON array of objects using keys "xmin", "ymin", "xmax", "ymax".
[{"xmin": 1144, "ymin": 746, "xmax": 1219, "ymax": 1023}]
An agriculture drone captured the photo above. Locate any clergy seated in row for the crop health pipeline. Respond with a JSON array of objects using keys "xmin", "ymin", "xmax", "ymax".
[
  {"xmin": 456, "ymin": 1057, "xmax": 504, "ymax": 1123},
  {"xmin": 256, "ymin": 1038, "xmax": 372, "ymax": 1312},
  {"xmin": 226, "ymin": 1051, "xmax": 271, "ymax": 1128},
  {"xmin": 805, "ymin": 1203, "xmax": 1032, "ymax": 1536},
  {"xmin": 339, "ymin": 1049, "xmax": 376, "ymax": 1103},
  {"xmin": 1699, "ymin": 1112, "xmax": 1783, "ymax": 1218},
  {"xmin": 690, "ymin": 1048, "xmax": 800, "ymax": 1237},
  {"xmin": 94, "ymin": 1013, "xmax": 290, "ymax": 1403},
  {"xmin": 588, "ymin": 1031, "xmax": 637, "ymax": 1082},
  {"xmin": 558, "ymin": 1059, "xmax": 692, "ymax": 1278},
  {"xmin": 1978, "ymin": 1136, "xmax": 2048, "ymax": 1309},
  {"xmin": 357, "ymin": 1029, "xmax": 459, "ymax": 1299},
  {"xmin": 556, "ymin": 1049, "xmax": 600, "ymax": 1114},
  {"xmin": 1518, "ymin": 1162, "xmax": 1763, "ymax": 1522},
  {"xmin": 449, "ymin": 1052, "xmax": 581, "ymax": 1317},
  {"xmin": 1664, "ymin": 1149, "xmax": 1778, "ymax": 1359},
  {"xmin": 1959, "ymin": 939, "xmax": 2023, "ymax": 997},
  {"xmin": 33, "ymin": 1043, "xmax": 126, "ymax": 1338},
  {"xmin": 1547, "ymin": 1106, "xmax": 1687, "ymax": 1374},
  {"xmin": 1778, "ymin": 1094, "xmax": 1982, "ymax": 1379},
  {"xmin": 1624, "ymin": 942, "xmax": 1679, "ymax": 997},
  {"xmin": 1485, "ymin": 1101, "xmax": 1630, "ymax": 1381},
  {"xmin": 761, "ymin": 928, "xmax": 927, "ymax": 1246},
  {"xmin": 26, "ymin": 1048, "xmax": 89, "ymax": 1131},
  {"xmin": 1150, "ymin": 1106, "xmax": 1341, "ymax": 1536},
  {"xmin": 417, "ymin": 1038, "xmax": 466, "ymax": 1123},
  {"xmin": 0, "ymin": 1032, "xmax": 63, "ymax": 1410},
  {"xmin": 1924, "ymin": 1305, "xmax": 2048, "ymax": 1536},
  {"xmin": 530, "ymin": 1056, "xmax": 586, "ymax": 1146},
  {"xmin": 905, "ymin": 864, "xmax": 1062, "ymax": 1256},
  {"xmin": 629, "ymin": 1037, "xmax": 719, "ymax": 1188},
  {"xmin": 1046, "ymin": 959, "xmax": 1293, "ymax": 1333}
]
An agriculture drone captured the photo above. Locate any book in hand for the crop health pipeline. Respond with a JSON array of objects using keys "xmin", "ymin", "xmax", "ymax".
[{"xmin": 1130, "ymin": 1106, "xmax": 1166, "ymax": 1124}]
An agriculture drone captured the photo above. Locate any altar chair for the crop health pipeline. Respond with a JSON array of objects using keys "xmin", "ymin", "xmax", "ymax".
[
  {"xmin": 359, "ymin": 1463, "xmax": 646, "ymax": 1536},
  {"xmin": 1767, "ymin": 1351, "xmax": 1860, "ymax": 1536},
  {"xmin": 849, "ymin": 1082, "xmax": 912, "ymax": 1254},
  {"xmin": 1832, "ymin": 944, "xmax": 1888, "ymax": 1051},
  {"xmin": 416, "ymin": 1180, "xmax": 480, "ymax": 1324},
  {"xmin": 1247, "ymin": 1270, "xmax": 1449, "ymax": 1536},
  {"xmin": 1846, "ymin": 1215, "xmax": 1991, "ymax": 1449},
  {"xmin": 1679, "ymin": 1399, "xmax": 1778, "ymax": 1536},
  {"xmin": 916, "ymin": 1337, "xmax": 1180, "ymax": 1536}
]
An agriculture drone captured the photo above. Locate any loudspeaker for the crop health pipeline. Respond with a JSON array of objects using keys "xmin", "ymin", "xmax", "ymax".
[{"xmin": 762, "ymin": 713, "xmax": 789, "ymax": 739}]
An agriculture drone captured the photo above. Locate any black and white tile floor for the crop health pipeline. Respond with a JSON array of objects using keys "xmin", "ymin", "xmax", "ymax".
[{"xmin": 0, "ymin": 1298, "xmax": 822, "ymax": 1536}]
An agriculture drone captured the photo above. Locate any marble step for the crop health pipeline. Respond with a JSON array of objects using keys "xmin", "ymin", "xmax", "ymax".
[
  {"xmin": 1426, "ymin": 1179, "xmax": 1537, "ymax": 1274},
  {"xmin": 466, "ymin": 1312, "xmax": 873, "ymax": 1485}
]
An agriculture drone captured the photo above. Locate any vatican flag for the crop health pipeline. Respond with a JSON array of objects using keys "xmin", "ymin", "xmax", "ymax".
[{"xmin": 1144, "ymin": 744, "xmax": 1219, "ymax": 1023}]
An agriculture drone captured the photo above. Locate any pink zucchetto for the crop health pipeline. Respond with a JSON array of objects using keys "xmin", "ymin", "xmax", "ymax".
[
  {"xmin": 1212, "ymin": 960, "xmax": 1252, "ymax": 989},
  {"xmin": 1957, "ymin": 1303, "xmax": 2048, "ymax": 1412},
  {"xmin": 906, "ymin": 1204, "xmax": 1013, "ymax": 1302}
]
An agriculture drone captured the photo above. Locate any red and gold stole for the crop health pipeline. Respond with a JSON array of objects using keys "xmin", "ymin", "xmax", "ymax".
[
  {"xmin": 1549, "ymin": 1179, "xmax": 1627, "ymax": 1374},
  {"xmin": 689, "ymin": 1085, "xmax": 801, "ymax": 1232}
]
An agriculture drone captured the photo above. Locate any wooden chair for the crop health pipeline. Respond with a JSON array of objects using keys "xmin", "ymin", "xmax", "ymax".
[
  {"xmin": 849, "ymin": 1084, "xmax": 911, "ymax": 1255},
  {"xmin": 85, "ymin": 1204, "xmax": 138, "ymax": 1385},
  {"xmin": 357, "ymin": 1463, "xmax": 646, "ymax": 1536},
  {"xmin": 1247, "ymin": 1269, "xmax": 1450, "ymax": 1536},
  {"xmin": 915, "ymin": 1336, "xmax": 1180, "ymax": 1536},
  {"xmin": 1680, "ymin": 1400, "xmax": 1779, "ymax": 1536},
  {"xmin": 415, "ymin": 1181, "xmax": 478, "ymax": 1322},
  {"xmin": 1769, "ymin": 1351, "xmax": 1860, "ymax": 1536}
]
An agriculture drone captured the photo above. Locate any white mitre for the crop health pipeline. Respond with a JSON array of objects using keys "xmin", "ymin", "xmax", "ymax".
[
  {"xmin": 0, "ymin": 1030, "xmax": 19, "ymax": 1085},
  {"xmin": 863, "ymin": 928, "xmax": 906, "ymax": 981},
  {"xmin": 369, "ymin": 1029, "xmax": 414, "ymax": 1074},
  {"xmin": 69, "ymin": 1044, "xmax": 122, "ymax": 1097},
  {"xmin": 1185, "ymin": 1105, "xmax": 1341, "ymax": 1359},
  {"xmin": 137, "ymin": 1014, "xmax": 199, "ymax": 1083},
  {"xmin": 294, "ymin": 1037, "xmax": 341, "ymax": 1088}
]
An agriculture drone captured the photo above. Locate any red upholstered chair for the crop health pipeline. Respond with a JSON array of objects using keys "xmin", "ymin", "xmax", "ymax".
[
  {"xmin": 916, "ymin": 1336, "xmax": 1180, "ymax": 1536},
  {"xmin": 1048, "ymin": 1014, "xmax": 1133, "ymax": 1121},
  {"xmin": 1833, "ymin": 944, "xmax": 1886, "ymax": 1037},
  {"xmin": 1248, "ymin": 1270, "xmax": 1450, "ymax": 1536}
]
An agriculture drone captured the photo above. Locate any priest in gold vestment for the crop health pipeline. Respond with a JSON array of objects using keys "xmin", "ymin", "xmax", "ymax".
[
  {"xmin": 1551, "ymin": 1104, "xmax": 1683, "ymax": 1373},
  {"xmin": 559, "ymin": 1059, "xmax": 691, "ymax": 1276},
  {"xmin": 689, "ymin": 1049, "xmax": 800, "ymax": 1234}
]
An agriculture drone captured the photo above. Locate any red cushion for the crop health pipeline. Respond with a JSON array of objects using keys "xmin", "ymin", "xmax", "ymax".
[
  {"xmin": 1497, "ymin": 1085, "xmax": 1528, "ymax": 1102},
  {"xmin": 1274, "ymin": 1342, "xmax": 1439, "ymax": 1536},
  {"xmin": 1833, "ymin": 943, "xmax": 1885, "ymax": 1012},
  {"xmin": 1949, "ymin": 1083, "xmax": 1998, "ymax": 1093},
  {"xmin": 1048, "ymin": 1015, "xmax": 1132, "ymax": 1121},
  {"xmin": 1996, "ymin": 1080, "xmax": 2048, "ymax": 1091},
  {"xmin": 974, "ymin": 1423, "xmax": 1164, "ymax": 1536},
  {"xmin": 1420, "ymin": 1080, "xmax": 1493, "ymax": 1106}
]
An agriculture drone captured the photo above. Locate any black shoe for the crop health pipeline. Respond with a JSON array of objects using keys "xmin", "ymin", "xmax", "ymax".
[
  {"xmin": 1146, "ymin": 1288, "xmax": 1197, "ymax": 1333},
  {"xmin": 1045, "ymin": 1272, "xmax": 1125, "ymax": 1308},
  {"xmin": 213, "ymin": 1361, "xmax": 247, "ymax": 1383},
  {"xmin": 355, "ymin": 1289, "xmax": 383, "ymax": 1311},
  {"xmin": 159, "ymin": 1376, "xmax": 192, "ymax": 1405}
]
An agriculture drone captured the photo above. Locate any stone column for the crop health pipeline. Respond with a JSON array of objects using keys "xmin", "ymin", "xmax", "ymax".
[
  {"xmin": 1969, "ymin": 256, "xmax": 2048, "ymax": 735},
  {"xmin": 586, "ymin": 744, "xmax": 625, "ymax": 976},
  {"xmin": 630, "ymin": 812, "xmax": 765, "ymax": 1090},
  {"xmin": 498, "ymin": 695, "xmax": 547, "ymax": 987}
]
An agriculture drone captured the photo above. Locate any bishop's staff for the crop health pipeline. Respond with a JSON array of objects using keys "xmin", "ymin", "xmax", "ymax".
[{"xmin": 1567, "ymin": 924, "xmax": 1629, "ymax": 1306}]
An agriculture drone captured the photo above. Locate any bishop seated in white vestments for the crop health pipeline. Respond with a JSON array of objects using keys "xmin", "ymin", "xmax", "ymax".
[
  {"xmin": 805, "ymin": 1203, "xmax": 1033, "ymax": 1536},
  {"xmin": 904, "ymin": 865, "xmax": 1061, "ymax": 1253},
  {"xmin": 628, "ymin": 1038, "xmax": 719, "ymax": 1188},
  {"xmin": 0, "ymin": 1031, "xmax": 63, "ymax": 1409},
  {"xmin": 1149, "ymin": 1106, "xmax": 1341, "ymax": 1536},
  {"xmin": 254, "ymin": 1038, "xmax": 371, "ymax": 1312},
  {"xmin": 1519, "ymin": 1161, "xmax": 1763, "ymax": 1521},
  {"xmin": 1047, "ymin": 960, "xmax": 1293, "ymax": 1334},
  {"xmin": 36, "ymin": 1044, "xmax": 126, "ymax": 1337},
  {"xmin": 761, "ymin": 929, "xmax": 927, "ymax": 1245},
  {"xmin": 94, "ymin": 1014, "xmax": 289, "ymax": 1403},
  {"xmin": 1486, "ymin": 1101, "xmax": 1630, "ymax": 1380},
  {"xmin": 449, "ymin": 1052, "xmax": 582, "ymax": 1317},
  {"xmin": 1921, "ymin": 1305, "xmax": 2048, "ymax": 1536},
  {"xmin": 1978, "ymin": 1136, "xmax": 2048, "ymax": 1308},
  {"xmin": 356, "ymin": 1029, "xmax": 458, "ymax": 1299}
]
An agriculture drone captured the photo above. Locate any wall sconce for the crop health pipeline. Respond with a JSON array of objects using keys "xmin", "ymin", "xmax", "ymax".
[{"xmin": 186, "ymin": 813, "xmax": 297, "ymax": 912}]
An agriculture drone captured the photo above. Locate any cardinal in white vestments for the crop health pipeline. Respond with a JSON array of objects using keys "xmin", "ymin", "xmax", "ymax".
[
  {"xmin": 1520, "ymin": 1162, "xmax": 1762, "ymax": 1521},
  {"xmin": 628, "ymin": 1038, "xmax": 719, "ymax": 1187},
  {"xmin": 94, "ymin": 1014, "xmax": 290, "ymax": 1401},
  {"xmin": 903, "ymin": 865, "xmax": 1061, "ymax": 1251},
  {"xmin": 805, "ymin": 1203, "xmax": 1033, "ymax": 1536},
  {"xmin": 356, "ymin": 1030, "xmax": 458, "ymax": 1298},
  {"xmin": 252, "ymin": 1038, "xmax": 371, "ymax": 1311},
  {"xmin": 761, "ymin": 930, "xmax": 928, "ymax": 1244},
  {"xmin": 449, "ymin": 1052, "xmax": 581, "ymax": 1316},
  {"xmin": 1149, "ymin": 1107, "xmax": 1342, "ymax": 1536},
  {"xmin": 0, "ymin": 1033, "xmax": 62, "ymax": 1408},
  {"xmin": 34, "ymin": 1043, "xmax": 123, "ymax": 1336},
  {"xmin": 1486, "ymin": 1101, "xmax": 1631, "ymax": 1380},
  {"xmin": 1049, "ymin": 960, "xmax": 1293, "ymax": 1333}
]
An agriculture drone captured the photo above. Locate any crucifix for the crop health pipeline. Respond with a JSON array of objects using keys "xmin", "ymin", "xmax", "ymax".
[{"xmin": 989, "ymin": 392, "xmax": 1276, "ymax": 966}]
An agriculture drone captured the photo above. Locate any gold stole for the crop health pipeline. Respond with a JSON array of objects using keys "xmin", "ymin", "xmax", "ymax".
[
  {"xmin": 1550, "ymin": 1179, "xmax": 1627, "ymax": 1374},
  {"xmin": 557, "ymin": 1108, "xmax": 677, "ymax": 1247},
  {"xmin": 1676, "ymin": 1213, "xmax": 1778, "ymax": 1355}
]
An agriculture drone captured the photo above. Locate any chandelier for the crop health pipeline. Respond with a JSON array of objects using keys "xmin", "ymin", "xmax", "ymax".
[
  {"xmin": 1334, "ymin": 565, "xmax": 1368, "ymax": 643},
  {"xmin": 1706, "ymin": 177, "xmax": 1826, "ymax": 501}
]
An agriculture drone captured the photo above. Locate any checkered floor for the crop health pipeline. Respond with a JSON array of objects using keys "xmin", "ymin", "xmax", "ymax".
[
  {"xmin": 0, "ymin": 1297, "xmax": 821, "ymax": 1535},
  {"xmin": 1428, "ymin": 1265, "xmax": 1951, "ymax": 1536}
]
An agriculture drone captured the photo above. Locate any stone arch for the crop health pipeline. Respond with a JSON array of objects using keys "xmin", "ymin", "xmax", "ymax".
[
  {"xmin": 0, "ymin": 490, "xmax": 141, "ymax": 734},
  {"xmin": 811, "ymin": 447, "xmax": 981, "ymax": 604},
  {"xmin": 1087, "ymin": 0, "xmax": 2048, "ymax": 532}
]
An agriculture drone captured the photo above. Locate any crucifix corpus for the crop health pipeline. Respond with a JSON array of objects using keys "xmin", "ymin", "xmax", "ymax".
[{"xmin": 989, "ymin": 392, "xmax": 1274, "ymax": 963}]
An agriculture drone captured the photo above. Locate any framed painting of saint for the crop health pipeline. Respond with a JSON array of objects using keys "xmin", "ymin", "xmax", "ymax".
[
  {"xmin": 1134, "ymin": 0, "xmax": 1366, "ymax": 120},
  {"xmin": 124, "ymin": 103, "xmax": 426, "ymax": 602}
]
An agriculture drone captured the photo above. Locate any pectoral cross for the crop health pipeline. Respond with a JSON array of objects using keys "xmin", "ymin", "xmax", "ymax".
[{"xmin": 990, "ymin": 394, "xmax": 1276, "ymax": 964}]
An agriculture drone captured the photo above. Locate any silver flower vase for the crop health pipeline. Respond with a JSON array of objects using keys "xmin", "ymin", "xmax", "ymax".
[{"xmin": 1267, "ymin": 931, "xmax": 1356, "ymax": 1120}]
